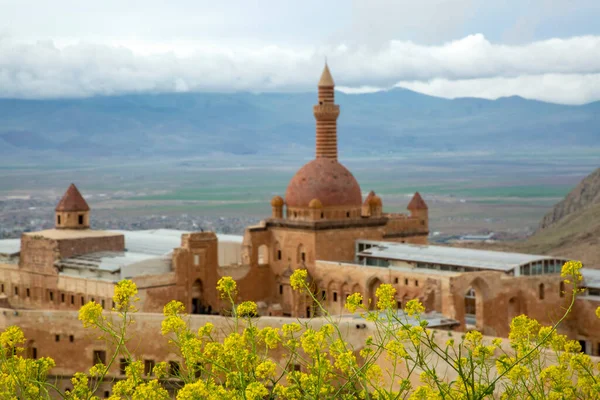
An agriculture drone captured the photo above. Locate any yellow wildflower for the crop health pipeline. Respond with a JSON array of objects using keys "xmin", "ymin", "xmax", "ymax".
[
  {"xmin": 237, "ymin": 301, "xmax": 258, "ymax": 318},
  {"xmin": 113, "ymin": 279, "xmax": 139, "ymax": 312},
  {"xmin": 290, "ymin": 269, "xmax": 308, "ymax": 291},
  {"xmin": 345, "ymin": 292, "xmax": 363, "ymax": 313},
  {"xmin": 78, "ymin": 301, "xmax": 104, "ymax": 328},
  {"xmin": 245, "ymin": 382, "xmax": 269, "ymax": 400},
  {"xmin": 216, "ymin": 276, "xmax": 237, "ymax": 298},
  {"xmin": 404, "ymin": 299, "xmax": 425, "ymax": 316},
  {"xmin": 198, "ymin": 322, "xmax": 214, "ymax": 337},
  {"xmin": 0, "ymin": 326, "xmax": 25, "ymax": 352},
  {"xmin": 561, "ymin": 260, "xmax": 583, "ymax": 282},
  {"xmin": 255, "ymin": 360, "xmax": 277, "ymax": 380},
  {"xmin": 375, "ymin": 283, "xmax": 396, "ymax": 310},
  {"xmin": 163, "ymin": 300, "xmax": 185, "ymax": 316}
]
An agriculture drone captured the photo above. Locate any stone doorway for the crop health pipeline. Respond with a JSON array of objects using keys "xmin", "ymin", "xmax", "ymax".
[{"xmin": 191, "ymin": 279, "xmax": 210, "ymax": 315}]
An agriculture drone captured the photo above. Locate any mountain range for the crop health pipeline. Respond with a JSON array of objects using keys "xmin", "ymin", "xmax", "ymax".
[{"xmin": 1, "ymin": 89, "xmax": 599, "ymax": 162}]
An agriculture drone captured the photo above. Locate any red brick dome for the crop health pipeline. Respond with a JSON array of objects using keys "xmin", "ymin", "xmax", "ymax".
[{"xmin": 285, "ymin": 159, "xmax": 362, "ymax": 208}]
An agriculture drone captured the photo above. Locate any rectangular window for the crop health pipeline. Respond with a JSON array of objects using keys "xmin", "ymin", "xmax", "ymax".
[
  {"xmin": 71, "ymin": 295, "xmax": 75, "ymax": 305},
  {"xmin": 49, "ymin": 291, "xmax": 54, "ymax": 301},
  {"xmin": 119, "ymin": 359, "xmax": 127, "ymax": 375},
  {"xmin": 279, "ymin": 285, "xmax": 283, "ymax": 295},
  {"xmin": 32, "ymin": 348, "xmax": 37, "ymax": 359},
  {"xmin": 69, "ymin": 335, "xmax": 74, "ymax": 343},
  {"xmin": 26, "ymin": 288, "xmax": 30, "ymax": 297},
  {"xmin": 333, "ymin": 292, "xmax": 338, "ymax": 302},
  {"xmin": 194, "ymin": 254, "xmax": 200, "ymax": 266},
  {"xmin": 93, "ymin": 350, "xmax": 106, "ymax": 365},
  {"xmin": 1, "ymin": 283, "xmax": 3, "ymax": 293},
  {"xmin": 61, "ymin": 293, "xmax": 65, "ymax": 303},
  {"xmin": 78, "ymin": 215, "xmax": 84, "ymax": 225},
  {"xmin": 301, "ymin": 252, "xmax": 306, "ymax": 262},
  {"xmin": 277, "ymin": 250, "xmax": 282, "ymax": 260},
  {"xmin": 55, "ymin": 335, "xmax": 60, "ymax": 342},
  {"xmin": 14, "ymin": 286, "xmax": 18, "ymax": 296},
  {"xmin": 144, "ymin": 360, "xmax": 155, "ymax": 376},
  {"xmin": 404, "ymin": 278, "xmax": 409, "ymax": 285},
  {"xmin": 415, "ymin": 280, "xmax": 419, "ymax": 287},
  {"xmin": 104, "ymin": 391, "xmax": 110, "ymax": 399},
  {"xmin": 57, "ymin": 215, "xmax": 61, "ymax": 225},
  {"xmin": 101, "ymin": 299, "xmax": 105, "ymax": 308},
  {"xmin": 169, "ymin": 361, "xmax": 180, "ymax": 376},
  {"xmin": 394, "ymin": 278, "xmax": 399, "ymax": 284}
]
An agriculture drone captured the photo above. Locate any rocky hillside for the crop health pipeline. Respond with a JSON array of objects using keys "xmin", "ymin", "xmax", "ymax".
[
  {"xmin": 461, "ymin": 167, "xmax": 600, "ymax": 268},
  {"xmin": 538, "ymin": 167, "xmax": 600, "ymax": 230}
]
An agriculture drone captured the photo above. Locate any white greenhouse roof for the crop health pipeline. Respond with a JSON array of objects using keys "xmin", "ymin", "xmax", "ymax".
[
  {"xmin": 357, "ymin": 240, "xmax": 570, "ymax": 272},
  {"xmin": 110, "ymin": 229, "xmax": 243, "ymax": 256},
  {"xmin": 56, "ymin": 251, "xmax": 158, "ymax": 273},
  {"xmin": 582, "ymin": 269, "xmax": 600, "ymax": 289},
  {"xmin": 0, "ymin": 239, "xmax": 20, "ymax": 256}
]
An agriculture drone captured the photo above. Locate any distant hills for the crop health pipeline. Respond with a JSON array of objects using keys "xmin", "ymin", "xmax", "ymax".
[{"xmin": 1, "ymin": 89, "xmax": 599, "ymax": 162}]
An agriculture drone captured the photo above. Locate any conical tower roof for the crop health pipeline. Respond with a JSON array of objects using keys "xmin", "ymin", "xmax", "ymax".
[
  {"xmin": 407, "ymin": 192, "xmax": 428, "ymax": 210},
  {"xmin": 318, "ymin": 63, "xmax": 335, "ymax": 86},
  {"xmin": 55, "ymin": 184, "xmax": 90, "ymax": 212},
  {"xmin": 363, "ymin": 190, "xmax": 376, "ymax": 206}
]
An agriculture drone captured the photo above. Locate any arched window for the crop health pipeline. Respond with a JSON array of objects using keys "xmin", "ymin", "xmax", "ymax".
[
  {"xmin": 559, "ymin": 281, "xmax": 565, "ymax": 298},
  {"xmin": 539, "ymin": 283, "xmax": 545, "ymax": 300},
  {"xmin": 258, "ymin": 245, "xmax": 269, "ymax": 264}
]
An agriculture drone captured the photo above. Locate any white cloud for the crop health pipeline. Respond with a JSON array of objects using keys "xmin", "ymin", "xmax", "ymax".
[
  {"xmin": 394, "ymin": 74, "xmax": 600, "ymax": 105},
  {"xmin": 2, "ymin": 34, "xmax": 600, "ymax": 104}
]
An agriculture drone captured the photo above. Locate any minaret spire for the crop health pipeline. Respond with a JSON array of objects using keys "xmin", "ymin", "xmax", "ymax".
[{"xmin": 314, "ymin": 63, "xmax": 340, "ymax": 160}]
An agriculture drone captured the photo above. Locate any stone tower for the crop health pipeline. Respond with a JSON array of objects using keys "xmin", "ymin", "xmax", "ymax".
[
  {"xmin": 407, "ymin": 192, "xmax": 429, "ymax": 229},
  {"xmin": 55, "ymin": 184, "xmax": 90, "ymax": 229},
  {"xmin": 314, "ymin": 63, "xmax": 340, "ymax": 160}
]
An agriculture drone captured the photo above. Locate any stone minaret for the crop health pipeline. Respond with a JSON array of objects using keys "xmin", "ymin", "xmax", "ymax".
[{"xmin": 313, "ymin": 63, "xmax": 340, "ymax": 160}]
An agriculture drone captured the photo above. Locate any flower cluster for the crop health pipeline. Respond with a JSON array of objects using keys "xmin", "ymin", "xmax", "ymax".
[
  {"xmin": 112, "ymin": 279, "xmax": 139, "ymax": 312},
  {"xmin": 3, "ymin": 261, "xmax": 600, "ymax": 399}
]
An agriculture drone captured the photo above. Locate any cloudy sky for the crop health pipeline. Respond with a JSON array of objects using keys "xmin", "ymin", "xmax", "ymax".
[{"xmin": 2, "ymin": 0, "xmax": 600, "ymax": 104}]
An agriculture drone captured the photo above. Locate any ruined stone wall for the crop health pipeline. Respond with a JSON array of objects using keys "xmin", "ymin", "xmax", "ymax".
[
  {"xmin": 0, "ymin": 307, "xmax": 464, "ymax": 399},
  {"xmin": 310, "ymin": 260, "xmax": 449, "ymax": 315},
  {"xmin": 382, "ymin": 215, "xmax": 428, "ymax": 243},
  {"xmin": 314, "ymin": 225, "xmax": 385, "ymax": 264},
  {"xmin": 19, "ymin": 234, "xmax": 124, "ymax": 276},
  {"xmin": 569, "ymin": 298, "xmax": 600, "ymax": 356},
  {"xmin": 19, "ymin": 235, "xmax": 60, "ymax": 275},
  {"xmin": 133, "ymin": 272, "xmax": 177, "ymax": 313},
  {"xmin": 56, "ymin": 235, "xmax": 124, "ymax": 259},
  {"xmin": 0, "ymin": 264, "xmax": 115, "ymax": 311},
  {"xmin": 446, "ymin": 272, "xmax": 570, "ymax": 338}
]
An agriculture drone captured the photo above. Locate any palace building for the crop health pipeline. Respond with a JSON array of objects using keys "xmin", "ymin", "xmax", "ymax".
[{"xmin": 0, "ymin": 64, "xmax": 599, "ymax": 397}]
